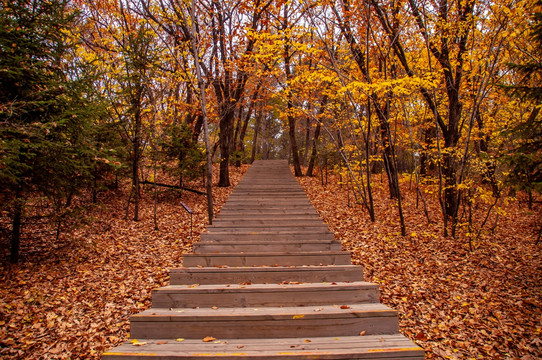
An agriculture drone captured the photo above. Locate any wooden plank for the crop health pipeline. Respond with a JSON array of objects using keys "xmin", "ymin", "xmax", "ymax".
[
  {"xmin": 151, "ymin": 282, "xmax": 379, "ymax": 308},
  {"xmin": 103, "ymin": 335, "xmax": 424, "ymax": 359},
  {"xmin": 200, "ymin": 232, "xmax": 336, "ymax": 241},
  {"xmin": 205, "ymin": 226, "xmax": 330, "ymax": 233},
  {"xmin": 182, "ymin": 252, "xmax": 351, "ymax": 267},
  {"xmin": 129, "ymin": 304, "xmax": 399, "ymax": 339},
  {"xmin": 169, "ymin": 265, "xmax": 364, "ymax": 285},
  {"xmin": 194, "ymin": 241, "xmax": 341, "ymax": 253},
  {"xmin": 207, "ymin": 216, "xmax": 327, "ymax": 225}
]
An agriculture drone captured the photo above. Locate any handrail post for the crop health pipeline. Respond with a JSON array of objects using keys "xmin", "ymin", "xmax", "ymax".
[{"xmin": 180, "ymin": 202, "xmax": 193, "ymax": 240}]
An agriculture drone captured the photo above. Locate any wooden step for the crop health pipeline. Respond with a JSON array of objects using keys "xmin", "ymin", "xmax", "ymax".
[
  {"xmin": 129, "ymin": 303, "xmax": 399, "ymax": 339},
  {"xmin": 206, "ymin": 226, "xmax": 330, "ymax": 233},
  {"xmin": 215, "ymin": 214, "xmax": 322, "ymax": 221},
  {"xmin": 194, "ymin": 240, "xmax": 341, "ymax": 253},
  {"xmin": 169, "ymin": 265, "xmax": 365, "ymax": 285},
  {"xmin": 152, "ymin": 282, "xmax": 379, "ymax": 308},
  {"xmin": 200, "ymin": 232, "xmax": 335, "ymax": 242},
  {"xmin": 102, "ymin": 334, "xmax": 424, "ymax": 359},
  {"xmin": 182, "ymin": 252, "xmax": 351, "ymax": 267},
  {"xmin": 209, "ymin": 219, "xmax": 326, "ymax": 227}
]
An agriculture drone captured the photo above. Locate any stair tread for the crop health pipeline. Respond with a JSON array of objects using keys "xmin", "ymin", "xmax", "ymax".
[
  {"xmin": 132, "ymin": 303, "xmax": 396, "ymax": 321},
  {"xmin": 171, "ymin": 265, "xmax": 361, "ymax": 273},
  {"xmin": 154, "ymin": 281, "xmax": 377, "ymax": 293},
  {"xmin": 169, "ymin": 265, "xmax": 364, "ymax": 285},
  {"xmin": 185, "ymin": 251, "xmax": 348, "ymax": 256},
  {"xmin": 198, "ymin": 240, "xmax": 339, "ymax": 244},
  {"xmin": 103, "ymin": 335, "xmax": 424, "ymax": 359}
]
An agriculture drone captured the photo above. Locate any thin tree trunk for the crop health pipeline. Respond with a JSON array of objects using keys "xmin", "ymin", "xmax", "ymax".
[
  {"xmin": 307, "ymin": 96, "xmax": 328, "ymax": 176},
  {"xmin": 189, "ymin": 0, "xmax": 214, "ymax": 224},
  {"xmin": 250, "ymin": 110, "xmax": 262, "ymax": 163},
  {"xmin": 218, "ymin": 110, "xmax": 233, "ymax": 187},
  {"xmin": 10, "ymin": 188, "xmax": 23, "ymax": 264},
  {"xmin": 132, "ymin": 135, "xmax": 140, "ymax": 222},
  {"xmin": 283, "ymin": 3, "xmax": 302, "ymax": 176},
  {"xmin": 306, "ymin": 121, "xmax": 321, "ymax": 177},
  {"xmin": 303, "ymin": 117, "xmax": 311, "ymax": 165}
]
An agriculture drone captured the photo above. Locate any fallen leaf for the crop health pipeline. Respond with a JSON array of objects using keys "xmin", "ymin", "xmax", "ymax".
[{"xmin": 203, "ymin": 336, "xmax": 216, "ymax": 342}]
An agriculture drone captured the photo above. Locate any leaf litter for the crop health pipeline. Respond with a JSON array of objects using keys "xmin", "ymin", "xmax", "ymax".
[
  {"xmin": 299, "ymin": 172, "xmax": 542, "ymax": 359},
  {"xmin": 0, "ymin": 165, "xmax": 248, "ymax": 359}
]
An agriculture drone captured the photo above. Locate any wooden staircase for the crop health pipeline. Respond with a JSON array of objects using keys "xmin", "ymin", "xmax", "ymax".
[{"xmin": 102, "ymin": 160, "xmax": 424, "ymax": 359}]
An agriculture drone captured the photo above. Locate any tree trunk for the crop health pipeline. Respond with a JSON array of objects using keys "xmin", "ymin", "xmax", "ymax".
[
  {"xmin": 282, "ymin": 3, "xmax": 302, "ymax": 176},
  {"xmin": 306, "ymin": 121, "xmax": 321, "ymax": 177},
  {"xmin": 10, "ymin": 188, "xmax": 23, "ymax": 264},
  {"xmin": 379, "ymin": 111, "xmax": 401, "ymax": 199},
  {"xmin": 189, "ymin": 0, "xmax": 214, "ymax": 224},
  {"xmin": 218, "ymin": 108, "xmax": 234, "ymax": 187},
  {"xmin": 303, "ymin": 117, "xmax": 311, "ymax": 165},
  {"xmin": 288, "ymin": 111, "xmax": 303, "ymax": 176},
  {"xmin": 250, "ymin": 110, "xmax": 262, "ymax": 163},
  {"xmin": 132, "ymin": 99, "xmax": 142, "ymax": 222}
]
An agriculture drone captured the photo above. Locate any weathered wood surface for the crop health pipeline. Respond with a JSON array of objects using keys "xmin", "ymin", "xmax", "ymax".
[
  {"xmin": 169, "ymin": 265, "xmax": 365, "ymax": 285},
  {"xmin": 105, "ymin": 335, "xmax": 423, "ymax": 359},
  {"xmin": 102, "ymin": 160, "xmax": 423, "ymax": 360},
  {"xmin": 151, "ymin": 281, "xmax": 379, "ymax": 308}
]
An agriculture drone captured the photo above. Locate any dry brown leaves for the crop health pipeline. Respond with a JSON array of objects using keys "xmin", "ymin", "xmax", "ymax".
[
  {"xmin": 0, "ymin": 165, "xmax": 248, "ymax": 359},
  {"xmin": 299, "ymin": 173, "xmax": 542, "ymax": 359}
]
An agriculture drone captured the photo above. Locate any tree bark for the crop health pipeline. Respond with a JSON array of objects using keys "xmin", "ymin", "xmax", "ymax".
[
  {"xmin": 10, "ymin": 188, "xmax": 23, "ymax": 264},
  {"xmin": 189, "ymin": 0, "xmax": 214, "ymax": 224},
  {"xmin": 250, "ymin": 110, "xmax": 262, "ymax": 163},
  {"xmin": 306, "ymin": 121, "xmax": 321, "ymax": 177},
  {"xmin": 132, "ymin": 91, "xmax": 143, "ymax": 222},
  {"xmin": 218, "ymin": 107, "xmax": 235, "ymax": 187},
  {"xmin": 283, "ymin": 3, "xmax": 302, "ymax": 176}
]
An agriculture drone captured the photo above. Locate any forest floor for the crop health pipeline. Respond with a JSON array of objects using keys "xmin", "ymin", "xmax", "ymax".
[
  {"xmin": 0, "ymin": 164, "xmax": 541, "ymax": 359},
  {"xmin": 299, "ymin": 172, "xmax": 542, "ymax": 360}
]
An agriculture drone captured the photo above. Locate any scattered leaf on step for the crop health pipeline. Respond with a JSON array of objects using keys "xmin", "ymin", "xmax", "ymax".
[
  {"xmin": 340, "ymin": 305, "xmax": 351, "ymax": 309},
  {"xmin": 211, "ymin": 306, "xmax": 218, "ymax": 310},
  {"xmin": 237, "ymin": 345, "xmax": 245, "ymax": 349},
  {"xmin": 156, "ymin": 341, "xmax": 168, "ymax": 344},
  {"xmin": 203, "ymin": 336, "xmax": 216, "ymax": 342},
  {"xmin": 304, "ymin": 339, "xmax": 311, "ymax": 343},
  {"xmin": 175, "ymin": 338, "xmax": 185, "ymax": 342},
  {"xmin": 360, "ymin": 331, "xmax": 367, "ymax": 336}
]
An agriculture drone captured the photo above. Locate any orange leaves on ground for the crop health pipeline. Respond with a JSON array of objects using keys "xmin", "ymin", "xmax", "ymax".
[
  {"xmin": 299, "ymin": 172, "xmax": 542, "ymax": 359},
  {"xmin": 0, "ymin": 165, "xmax": 248, "ymax": 359}
]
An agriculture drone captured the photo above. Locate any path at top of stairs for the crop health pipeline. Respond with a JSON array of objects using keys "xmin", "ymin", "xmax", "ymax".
[{"xmin": 102, "ymin": 160, "xmax": 424, "ymax": 360}]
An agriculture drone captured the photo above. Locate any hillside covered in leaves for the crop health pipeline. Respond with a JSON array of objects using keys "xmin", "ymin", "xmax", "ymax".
[{"xmin": 1, "ymin": 164, "xmax": 540, "ymax": 359}]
